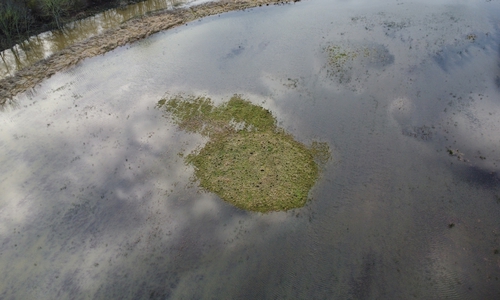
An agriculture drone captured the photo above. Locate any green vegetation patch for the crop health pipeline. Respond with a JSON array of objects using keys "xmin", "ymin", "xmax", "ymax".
[{"xmin": 157, "ymin": 94, "xmax": 330, "ymax": 213}]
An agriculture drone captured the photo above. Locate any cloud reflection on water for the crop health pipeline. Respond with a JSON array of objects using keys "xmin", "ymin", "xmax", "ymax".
[{"xmin": 1, "ymin": 0, "xmax": 500, "ymax": 298}]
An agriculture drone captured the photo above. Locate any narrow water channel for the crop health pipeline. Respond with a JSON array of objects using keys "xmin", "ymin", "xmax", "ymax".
[{"xmin": 0, "ymin": 0, "xmax": 499, "ymax": 299}]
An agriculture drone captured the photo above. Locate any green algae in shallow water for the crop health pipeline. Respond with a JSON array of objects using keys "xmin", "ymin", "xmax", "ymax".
[
  {"xmin": 324, "ymin": 43, "xmax": 394, "ymax": 90},
  {"xmin": 328, "ymin": 45, "xmax": 359, "ymax": 69},
  {"xmin": 327, "ymin": 44, "xmax": 384, "ymax": 67},
  {"xmin": 157, "ymin": 95, "xmax": 331, "ymax": 213}
]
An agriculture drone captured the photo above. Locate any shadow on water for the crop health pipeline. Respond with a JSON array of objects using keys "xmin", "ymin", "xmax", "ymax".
[
  {"xmin": 452, "ymin": 164, "xmax": 500, "ymax": 190},
  {"xmin": 433, "ymin": 32, "xmax": 495, "ymax": 72},
  {"xmin": 348, "ymin": 251, "xmax": 381, "ymax": 299},
  {"xmin": 433, "ymin": 16, "xmax": 500, "ymax": 80},
  {"xmin": 494, "ymin": 23, "xmax": 500, "ymax": 93}
]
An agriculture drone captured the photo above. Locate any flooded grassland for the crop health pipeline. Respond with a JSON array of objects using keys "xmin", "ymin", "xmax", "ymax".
[{"xmin": 1, "ymin": 0, "xmax": 500, "ymax": 299}]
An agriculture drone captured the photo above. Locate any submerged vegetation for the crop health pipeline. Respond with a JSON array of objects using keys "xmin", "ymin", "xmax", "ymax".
[
  {"xmin": 326, "ymin": 45, "xmax": 365, "ymax": 85},
  {"xmin": 157, "ymin": 95, "xmax": 330, "ymax": 213},
  {"xmin": 327, "ymin": 44, "xmax": 392, "ymax": 68},
  {"xmin": 327, "ymin": 45, "xmax": 360, "ymax": 70},
  {"xmin": 325, "ymin": 43, "xmax": 394, "ymax": 88}
]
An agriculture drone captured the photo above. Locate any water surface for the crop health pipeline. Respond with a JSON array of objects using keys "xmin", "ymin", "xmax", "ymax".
[{"xmin": 1, "ymin": 0, "xmax": 500, "ymax": 298}]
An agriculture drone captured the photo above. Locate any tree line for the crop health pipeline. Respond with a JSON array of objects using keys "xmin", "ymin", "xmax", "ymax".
[{"xmin": 0, "ymin": 0, "xmax": 136, "ymax": 50}]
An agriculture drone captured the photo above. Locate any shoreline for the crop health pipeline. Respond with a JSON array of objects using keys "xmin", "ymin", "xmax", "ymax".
[
  {"xmin": 0, "ymin": 0, "xmax": 151, "ymax": 53},
  {"xmin": 0, "ymin": 0, "xmax": 299, "ymax": 105}
]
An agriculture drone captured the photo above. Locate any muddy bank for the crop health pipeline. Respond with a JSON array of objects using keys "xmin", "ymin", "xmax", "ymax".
[{"xmin": 0, "ymin": 0, "xmax": 297, "ymax": 105}]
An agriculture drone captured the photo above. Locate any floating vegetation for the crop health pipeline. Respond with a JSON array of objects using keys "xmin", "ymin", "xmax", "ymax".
[
  {"xmin": 466, "ymin": 33, "xmax": 477, "ymax": 42},
  {"xmin": 446, "ymin": 147, "xmax": 467, "ymax": 162},
  {"xmin": 157, "ymin": 94, "xmax": 330, "ymax": 213}
]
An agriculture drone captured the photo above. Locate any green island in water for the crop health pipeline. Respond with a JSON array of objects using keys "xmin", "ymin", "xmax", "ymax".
[{"xmin": 157, "ymin": 95, "xmax": 330, "ymax": 213}]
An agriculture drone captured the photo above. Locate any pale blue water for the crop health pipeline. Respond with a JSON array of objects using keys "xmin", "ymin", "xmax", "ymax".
[{"xmin": 1, "ymin": 0, "xmax": 499, "ymax": 298}]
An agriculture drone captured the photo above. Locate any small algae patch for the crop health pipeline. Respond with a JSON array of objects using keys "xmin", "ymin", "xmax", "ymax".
[
  {"xmin": 325, "ymin": 45, "xmax": 364, "ymax": 85},
  {"xmin": 157, "ymin": 95, "xmax": 330, "ymax": 213},
  {"xmin": 327, "ymin": 45, "xmax": 361, "ymax": 70},
  {"xmin": 324, "ymin": 43, "xmax": 394, "ymax": 88},
  {"xmin": 326, "ymin": 44, "xmax": 393, "ymax": 70}
]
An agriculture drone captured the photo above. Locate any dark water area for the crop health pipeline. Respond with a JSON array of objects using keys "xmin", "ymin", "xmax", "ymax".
[{"xmin": 1, "ymin": 0, "xmax": 500, "ymax": 298}]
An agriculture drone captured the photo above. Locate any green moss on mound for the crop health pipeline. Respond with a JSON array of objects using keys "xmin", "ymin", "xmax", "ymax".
[{"xmin": 157, "ymin": 95, "xmax": 330, "ymax": 213}]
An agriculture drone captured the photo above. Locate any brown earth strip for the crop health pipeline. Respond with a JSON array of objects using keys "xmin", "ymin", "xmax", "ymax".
[{"xmin": 0, "ymin": 0, "xmax": 300, "ymax": 105}]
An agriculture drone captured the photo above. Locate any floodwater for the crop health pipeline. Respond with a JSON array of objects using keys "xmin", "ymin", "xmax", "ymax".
[
  {"xmin": 0, "ymin": 0, "xmax": 208, "ymax": 80},
  {"xmin": 1, "ymin": 0, "xmax": 500, "ymax": 298}
]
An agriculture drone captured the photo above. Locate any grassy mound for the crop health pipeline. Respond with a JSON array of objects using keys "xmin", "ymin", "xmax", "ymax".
[{"xmin": 157, "ymin": 95, "xmax": 330, "ymax": 213}]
